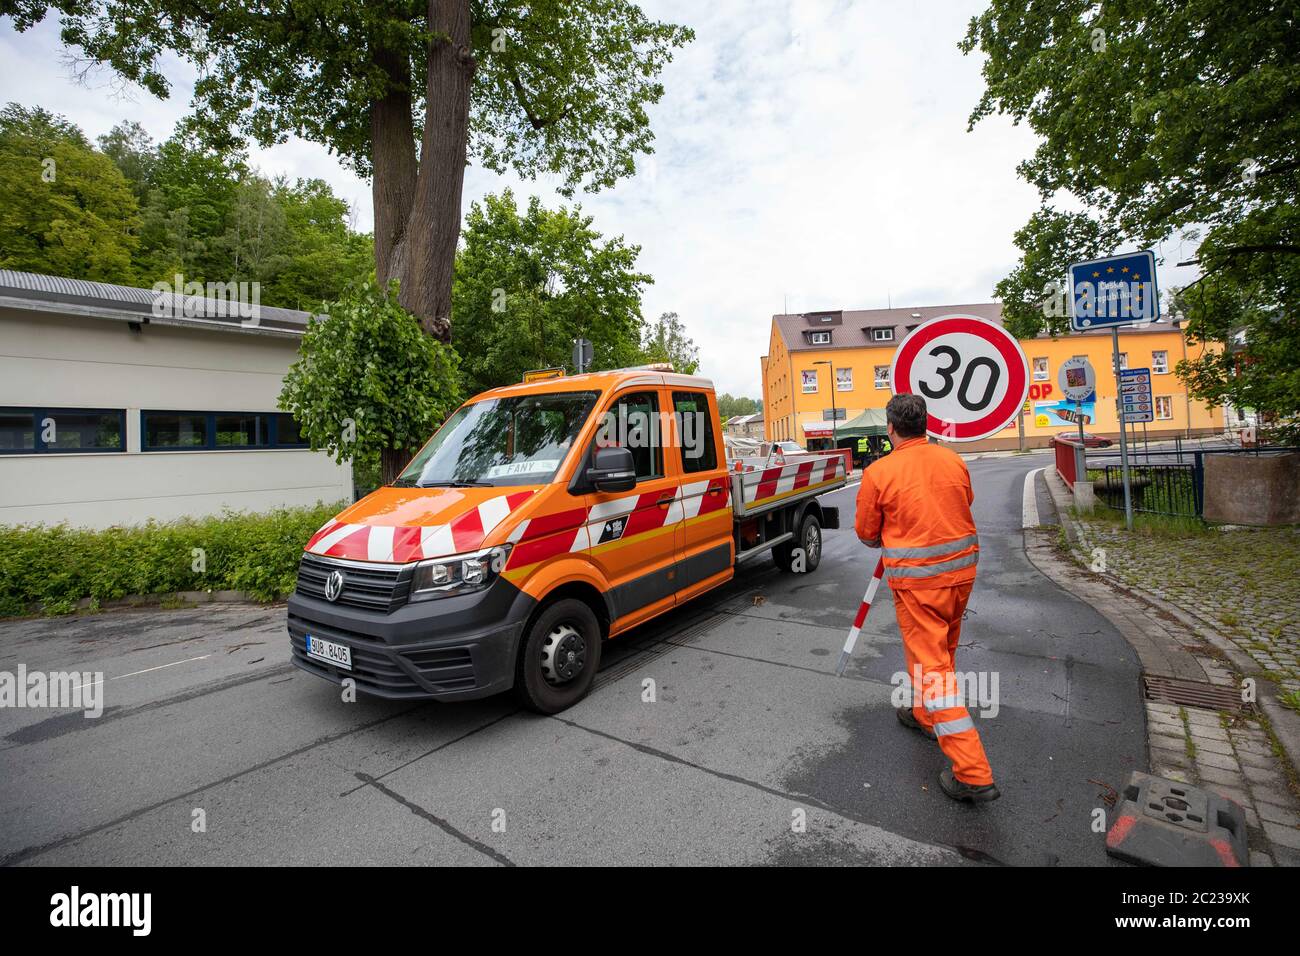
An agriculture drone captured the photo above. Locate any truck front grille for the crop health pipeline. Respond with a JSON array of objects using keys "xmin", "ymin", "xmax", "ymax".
[{"xmin": 295, "ymin": 553, "xmax": 411, "ymax": 612}]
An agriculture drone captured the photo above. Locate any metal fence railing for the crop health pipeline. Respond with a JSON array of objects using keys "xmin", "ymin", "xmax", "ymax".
[
  {"xmin": 1096, "ymin": 462, "xmax": 1201, "ymax": 516},
  {"xmin": 1087, "ymin": 444, "xmax": 1298, "ymax": 519}
]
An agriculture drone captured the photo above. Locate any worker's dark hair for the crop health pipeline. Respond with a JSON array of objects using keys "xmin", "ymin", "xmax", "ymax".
[{"xmin": 886, "ymin": 393, "xmax": 928, "ymax": 438}]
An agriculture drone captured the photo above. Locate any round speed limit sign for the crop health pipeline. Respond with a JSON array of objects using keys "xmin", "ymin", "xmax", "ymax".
[{"xmin": 890, "ymin": 315, "xmax": 1029, "ymax": 442}]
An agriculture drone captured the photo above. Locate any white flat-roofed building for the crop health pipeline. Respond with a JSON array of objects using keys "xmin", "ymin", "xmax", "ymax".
[{"xmin": 0, "ymin": 270, "xmax": 353, "ymax": 528}]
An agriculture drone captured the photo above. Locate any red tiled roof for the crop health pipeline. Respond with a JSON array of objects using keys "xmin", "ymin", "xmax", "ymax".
[{"xmin": 773, "ymin": 302, "xmax": 1176, "ymax": 351}]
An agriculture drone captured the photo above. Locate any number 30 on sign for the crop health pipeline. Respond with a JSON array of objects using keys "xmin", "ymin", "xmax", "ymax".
[{"xmin": 889, "ymin": 315, "xmax": 1030, "ymax": 442}]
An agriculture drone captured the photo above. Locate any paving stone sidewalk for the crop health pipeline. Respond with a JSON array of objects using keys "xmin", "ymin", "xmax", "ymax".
[
  {"xmin": 1072, "ymin": 516, "xmax": 1300, "ymax": 702},
  {"xmin": 1026, "ymin": 467, "xmax": 1300, "ymax": 865}
]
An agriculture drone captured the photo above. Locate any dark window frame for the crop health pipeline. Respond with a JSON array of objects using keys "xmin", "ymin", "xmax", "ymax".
[
  {"xmin": 0, "ymin": 406, "xmax": 127, "ymax": 455},
  {"xmin": 572, "ymin": 389, "xmax": 664, "ymax": 491},
  {"xmin": 673, "ymin": 390, "xmax": 719, "ymax": 474},
  {"xmin": 140, "ymin": 410, "xmax": 310, "ymax": 452}
]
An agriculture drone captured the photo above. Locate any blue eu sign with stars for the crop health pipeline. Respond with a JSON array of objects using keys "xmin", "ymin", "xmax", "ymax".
[{"xmin": 1069, "ymin": 250, "xmax": 1160, "ymax": 331}]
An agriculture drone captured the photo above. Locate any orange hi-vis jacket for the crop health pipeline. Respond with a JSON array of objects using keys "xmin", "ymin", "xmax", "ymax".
[{"xmin": 854, "ymin": 436, "xmax": 979, "ymax": 590}]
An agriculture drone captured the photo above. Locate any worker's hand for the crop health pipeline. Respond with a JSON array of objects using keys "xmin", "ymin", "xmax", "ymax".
[{"xmin": 861, "ymin": 537, "xmax": 881, "ymax": 549}]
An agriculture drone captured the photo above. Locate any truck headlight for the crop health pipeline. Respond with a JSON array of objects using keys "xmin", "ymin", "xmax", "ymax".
[{"xmin": 409, "ymin": 545, "xmax": 512, "ymax": 602}]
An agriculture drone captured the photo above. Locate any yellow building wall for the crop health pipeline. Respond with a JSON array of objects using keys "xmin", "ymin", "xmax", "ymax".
[{"xmin": 763, "ymin": 326, "xmax": 1224, "ymax": 449}]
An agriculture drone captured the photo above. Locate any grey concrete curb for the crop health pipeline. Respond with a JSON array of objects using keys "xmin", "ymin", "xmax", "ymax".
[
  {"xmin": 65, "ymin": 590, "xmax": 272, "ymax": 612},
  {"xmin": 1038, "ymin": 466, "xmax": 1300, "ymax": 804}
]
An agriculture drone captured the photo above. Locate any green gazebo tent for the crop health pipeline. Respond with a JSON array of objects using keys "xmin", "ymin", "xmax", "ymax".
[{"xmin": 834, "ymin": 407, "xmax": 889, "ymax": 440}]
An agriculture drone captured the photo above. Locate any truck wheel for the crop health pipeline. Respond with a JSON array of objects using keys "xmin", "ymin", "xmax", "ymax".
[
  {"xmin": 774, "ymin": 512, "xmax": 822, "ymax": 573},
  {"xmin": 514, "ymin": 598, "xmax": 603, "ymax": 714}
]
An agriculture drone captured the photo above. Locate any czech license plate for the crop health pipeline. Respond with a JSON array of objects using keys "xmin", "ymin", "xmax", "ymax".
[{"xmin": 305, "ymin": 635, "xmax": 352, "ymax": 670}]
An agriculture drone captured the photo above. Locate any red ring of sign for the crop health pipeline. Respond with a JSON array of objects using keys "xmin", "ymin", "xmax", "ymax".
[{"xmin": 892, "ymin": 316, "xmax": 1029, "ymax": 441}]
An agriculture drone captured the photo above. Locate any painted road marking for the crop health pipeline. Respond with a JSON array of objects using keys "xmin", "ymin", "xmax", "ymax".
[
  {"xmin": 1022, "ymin": 467, "xmax": 1044, "ymax": 529},
  {"xmin": 69, "ymin": 655, "xmax": 212, "ymax": 692}
]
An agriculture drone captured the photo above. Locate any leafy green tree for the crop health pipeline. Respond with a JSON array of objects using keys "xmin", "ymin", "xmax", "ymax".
[
  {"xmin": 961, "ymin": 1, "xmax": 1300, "ymax": 436},
  {"xmin": 717, "ymin": 394, "xmax": 760, "ymax": 419},
  {"xmin": 452, "ymin": 190, "xmax": 650, "ymax": 394},
  {"xmin": 0, "ymin": 103, "xmax": 139, "ymax": 282},
  {"xmin": 279, "ymin": 281, "xmax": 461, "ymax": 485},
  {"xmin": 96, "ymin": 121, "xmax": 156, "ymax": 201},
  {"xmin": 262, "ymin": 178, "xmax": 375, "ymax": 311},
  {"xmin": 3, "ymin": 2, "xmax": 693, "ymax": 342},
  {"xmin": 133, "ymin": 126, "xmax": 245, "ymax": 284},
  {"xmin": 639, "ymin": 311, "xmax": 699, "ymax": 374},
  {"xmin": 94, "ymin": 117, "xmax": 375, "ymax": 309}
]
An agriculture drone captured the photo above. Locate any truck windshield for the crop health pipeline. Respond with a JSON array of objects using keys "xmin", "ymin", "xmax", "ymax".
[{"xmin": 393, "ymin": 391, "xmax": 599, "ymax": 488}]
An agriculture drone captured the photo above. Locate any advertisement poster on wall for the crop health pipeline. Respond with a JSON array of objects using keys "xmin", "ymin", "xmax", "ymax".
[{"xmin": 1035, "ymin": 400, "xmax": 1095, "ymax": 428}]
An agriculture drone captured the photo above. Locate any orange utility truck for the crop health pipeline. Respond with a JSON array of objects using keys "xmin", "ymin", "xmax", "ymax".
[{"xmin": 288, "ymin": 366, "xmax": 846, "ymax": 713}]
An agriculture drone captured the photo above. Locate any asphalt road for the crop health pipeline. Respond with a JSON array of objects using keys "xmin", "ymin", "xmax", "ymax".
[{"xmin": 0, "ymin": 454, "xmax": 1146, "ymax": 866}]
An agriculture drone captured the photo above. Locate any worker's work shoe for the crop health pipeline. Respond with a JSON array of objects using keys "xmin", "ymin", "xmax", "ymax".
[
  {"xmin": 895, "ymin": 706, "xmax": 937, "ymax": 739},
  {"xmin": 939, "ymin": 768, "xmax": 1001, "ymax": 803}
]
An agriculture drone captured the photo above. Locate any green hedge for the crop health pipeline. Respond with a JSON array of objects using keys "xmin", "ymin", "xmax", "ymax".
[{"xmin": 0, "ymin": 501, "xmax": 345, "ymax": 617}]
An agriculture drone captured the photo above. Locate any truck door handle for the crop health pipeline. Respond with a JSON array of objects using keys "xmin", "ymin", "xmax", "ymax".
[
  {"xmin": 707, "ymin": 487, "xmax": 722, "ymax": 495},
  {"xmin": 657, "ymin": 495, "xmax": 676, "ymax": 508}
]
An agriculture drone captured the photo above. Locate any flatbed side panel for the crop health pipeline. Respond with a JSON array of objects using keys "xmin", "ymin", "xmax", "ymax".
[{"xmin": 728, "ymin": 454, "xmax": 846, "ymax": 517}]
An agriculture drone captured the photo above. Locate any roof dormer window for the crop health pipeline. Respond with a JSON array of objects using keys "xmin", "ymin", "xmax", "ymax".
[
  {"xmin": 872, "ymin": 328, "xmax": 894, "ymax": 342},
  {"xmin": 810, "ymin": 331, "xmax": 831, "ymax": 345}
]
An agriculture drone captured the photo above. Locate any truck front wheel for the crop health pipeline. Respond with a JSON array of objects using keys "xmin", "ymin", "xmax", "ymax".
[
  {"xmin": 774, "ymin": 512, "xmax": 822, "ymax": 573},
  {"xmin": 514, "ymin": 598, "xmax": 603, "ymax": 714}
]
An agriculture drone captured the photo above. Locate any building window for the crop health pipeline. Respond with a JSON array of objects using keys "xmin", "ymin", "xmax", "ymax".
[
  {"xmin": 1155, "ymin": 396, "xmax": 1173, "ymax": 420},
  {"xmin": 141, "ymin": 411, "xmax": 309, "ymax": 451},
  {"xmin": 801, "ymin": 370, "xmax": 818, "ymax": 393},
  {"xmin": 216, "ymin": 413, "xmax": 270, "ymax": 448},
  {"xmin": 674, "ymin": 391, "xmax": 717, "ymax": 473},
  {"xmin": 810, "ymin": 331, "xmax": 831, "ymax": 345},
  {"xmin": 0, "ymin": 407, "xmax": 126, "ymax": 454},
  {"xmin": 1152, "ymin": 350, "xmax": 1169, "ymax": 374},
  {"xmin": 872, "ymin": 328, "xmax": 894, "ymax": 342},
  {"xmin": 1117, "ymin": 352, "xmax": 1129, "ymax": 370},
  {"xmin": 1032, "ymin": 357, "xmax": 1048, "ymax": 381},
  {"xmin": 874, "ymin": 366, "xmax": 890, "ymax": 389},
  {"xmin": 275, "ymin": 413, "xmax": 307, "ymax": 446},
  {"xmin": 836, "ymin": 368, "xmax": 853, "ymax": 391}
]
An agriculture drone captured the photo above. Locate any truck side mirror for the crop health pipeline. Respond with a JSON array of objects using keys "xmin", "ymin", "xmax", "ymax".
[{"xmin": 588, "ymin": 446, "xmax": 636, "ymax": 493}]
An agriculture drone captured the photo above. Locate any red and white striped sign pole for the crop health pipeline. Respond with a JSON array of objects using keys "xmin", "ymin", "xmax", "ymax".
[{"xmin": 835, "ymin": 556, "xmax": 885, "ymax": 676}]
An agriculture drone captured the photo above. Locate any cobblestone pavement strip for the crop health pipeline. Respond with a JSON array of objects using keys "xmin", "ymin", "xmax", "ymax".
[
  {"xmin": 1029, "ymin": 467, "xmax": 1300, "ymax": 865},
  {"xmin": 1073, "ymin": 516, "xmax": 1300, "ymax": 701}
]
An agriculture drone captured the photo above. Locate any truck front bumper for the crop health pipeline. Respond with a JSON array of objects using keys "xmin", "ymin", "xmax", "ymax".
[{"xmin": 286, "ymin": 578, "xmax": 534, "ymax": 702}]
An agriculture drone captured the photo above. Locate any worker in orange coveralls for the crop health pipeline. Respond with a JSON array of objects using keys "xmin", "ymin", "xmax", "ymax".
[{"xmin": 855, "ymin": 393, "xmax": 999, "ymax": 802}]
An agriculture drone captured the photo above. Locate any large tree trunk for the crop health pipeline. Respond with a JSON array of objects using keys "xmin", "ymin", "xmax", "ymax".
[
  {"xmin": 368, "ymin": 1, "xmax": 475, "ymax": 484},
  {"xmin": 398, "ymin": 0, "xmax": 476, "ymax": 342},
  {"xmin": 370, "ymin": 45, "xmax": 419, "ymax": 293}
]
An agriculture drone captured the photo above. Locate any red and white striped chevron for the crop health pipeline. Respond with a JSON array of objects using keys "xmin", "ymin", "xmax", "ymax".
[
  {"xmin": 740, "ymin": 456, "xmax": 844, "ymax": 508},
  {"xmin": 304, "ymin": 490, "xmax": 536, "ymax": 563}
]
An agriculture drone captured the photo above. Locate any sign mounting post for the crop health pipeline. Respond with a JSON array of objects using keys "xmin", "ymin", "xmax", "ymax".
[{"xmin": 1069, "ymin": 250, "xmax": 1160, "ymax": 532}]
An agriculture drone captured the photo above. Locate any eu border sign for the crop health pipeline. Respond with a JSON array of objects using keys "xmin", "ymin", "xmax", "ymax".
[{"xmin": 1069, "ymin": 250, "xmax": 1160, "ymax": 331}]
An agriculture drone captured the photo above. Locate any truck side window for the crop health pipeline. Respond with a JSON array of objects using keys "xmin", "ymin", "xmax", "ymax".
[
  {"xmin": 673, "ymin": 391, "xmax": 718, "ymax": 473},
  {"xmin": 600, "ymin": 391, "xmax": 662, "ymax": 481}
]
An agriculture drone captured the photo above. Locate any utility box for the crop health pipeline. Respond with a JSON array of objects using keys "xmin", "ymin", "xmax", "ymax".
[{"xmin": 1105, "ymin": 771, "xmax": 1249, "ymax": 867}]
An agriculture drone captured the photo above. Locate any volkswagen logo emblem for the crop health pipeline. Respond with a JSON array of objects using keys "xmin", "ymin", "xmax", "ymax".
[{"xmin": 324, "ymin": 570, "xmax": 344, "ymax": 603}]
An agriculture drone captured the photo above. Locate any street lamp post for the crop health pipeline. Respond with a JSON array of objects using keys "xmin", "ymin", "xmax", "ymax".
[{"xmin": 814, "ymin": 359, "xmax": 837, "ymax": 451}]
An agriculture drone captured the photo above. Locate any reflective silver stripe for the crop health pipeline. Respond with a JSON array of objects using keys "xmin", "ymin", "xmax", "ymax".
[
  {"xmin": 882, "ymin": 534, "xmax": 978, "ymax": 561},
  {"xmin": 886, "ymin": 550, "xmax": 979, "ymax": 580},
  {"xmin": 924, "ymin": 694, "xmax": 965, "ymax": 713},
  {"xmin": 933, "ymin": 716, "xmax": 975, "ymax": 737}
]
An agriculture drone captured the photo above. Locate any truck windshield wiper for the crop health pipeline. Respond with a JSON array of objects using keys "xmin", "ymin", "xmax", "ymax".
[{"xmin": 418, "ymin": 479, "xmax": 494, "ymax": 488}]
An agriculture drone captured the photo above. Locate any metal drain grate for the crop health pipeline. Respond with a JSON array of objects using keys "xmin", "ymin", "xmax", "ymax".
[{"xmin": 1143, "ymin": 675, "xmax": 1250, "ymax": 715}]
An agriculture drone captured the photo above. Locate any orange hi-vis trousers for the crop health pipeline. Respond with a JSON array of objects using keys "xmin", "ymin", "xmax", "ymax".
[{"xmin": 893, "ymin": 583, "xmax": 994, "ymax": 786}]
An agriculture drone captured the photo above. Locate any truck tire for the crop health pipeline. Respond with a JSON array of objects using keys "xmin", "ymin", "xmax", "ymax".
[
  {"xmin": 774, "ymin": 511, "xmax": 822, "ymax": 573},
  {"xmin": 514, "ymin": 598, "xmax": 603, "ymax": 714}
]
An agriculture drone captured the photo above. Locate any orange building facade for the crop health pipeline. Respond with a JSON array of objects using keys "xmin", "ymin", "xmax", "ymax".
[{"xmin": 762, "ymin": 303, "xmax": 1224, "ymax": 452}]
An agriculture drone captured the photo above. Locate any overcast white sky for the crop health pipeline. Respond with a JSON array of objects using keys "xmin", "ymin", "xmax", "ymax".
[{"xmin": 0, "ymin": 0, "xmax": 1202, "ymax": 398}]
